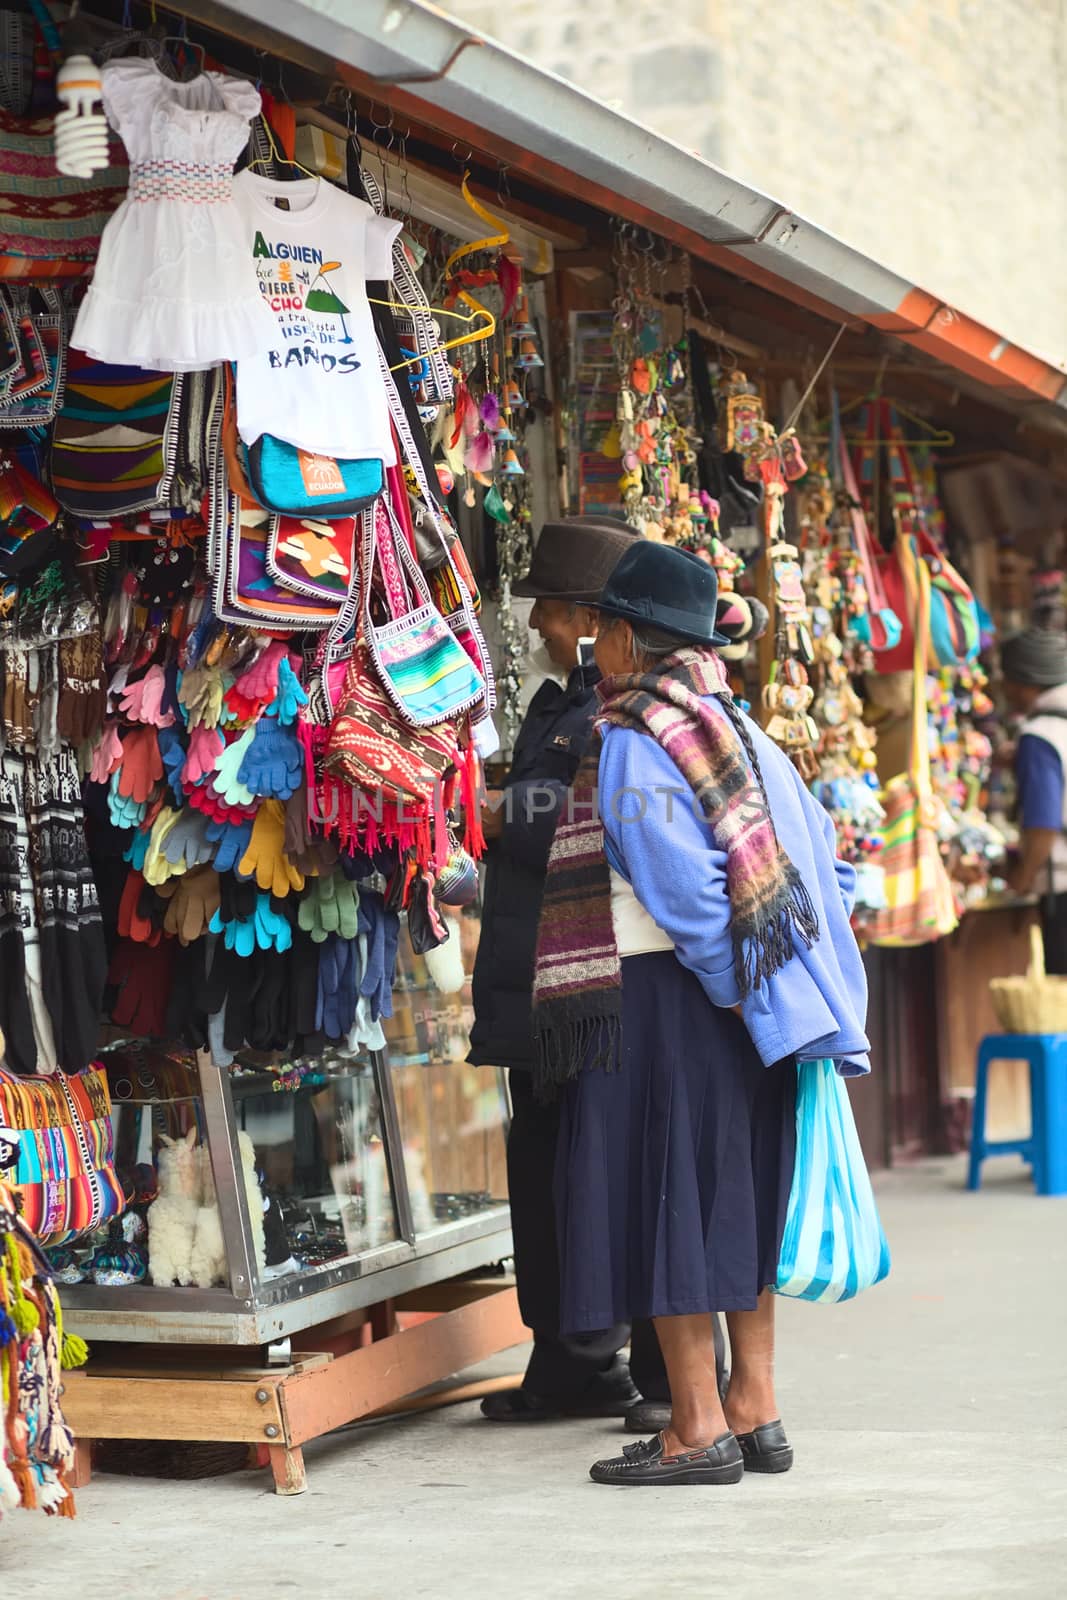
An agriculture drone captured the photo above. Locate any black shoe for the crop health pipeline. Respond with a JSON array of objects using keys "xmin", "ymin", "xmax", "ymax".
[
  {"xmin": 623, "ymin": 1401, "xmax": 672, "ymax": 1434},
  {"xmin": 735, "ymin": 1420, "xmax": 794, "ymax": 1474},
  {"xmin": 590, "ymin": 1432, "xmax": 744, "ymax": 1486},
  {"xmin": 481, "ymin": 1360, "xmax": 640, "ymax": 1423}
]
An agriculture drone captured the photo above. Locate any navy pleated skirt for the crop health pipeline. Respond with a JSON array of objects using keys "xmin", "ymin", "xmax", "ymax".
[{"xmin": 555, "ymin": 952, "xmax": 797, "ymax": 1332}]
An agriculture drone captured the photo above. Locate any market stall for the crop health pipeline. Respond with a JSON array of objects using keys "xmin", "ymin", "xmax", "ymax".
[{"xmin": 1, "ymin": 0, "xmax": 1066, "ymax": 1500}]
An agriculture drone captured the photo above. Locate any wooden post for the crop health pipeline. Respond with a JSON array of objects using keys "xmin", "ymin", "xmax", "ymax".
[{"xmin": 268, "ymin": 1444, "xmax": 307, "ymax": 1497}]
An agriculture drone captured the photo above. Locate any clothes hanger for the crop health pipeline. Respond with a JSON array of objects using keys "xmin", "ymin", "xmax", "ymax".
[
  {"xmin": 379, "ymin": 302, "xmax": 496, "ymax": 370},
  {"xmin": 246, "ymin": 112, "xmax": 319, "ymax": 181}
]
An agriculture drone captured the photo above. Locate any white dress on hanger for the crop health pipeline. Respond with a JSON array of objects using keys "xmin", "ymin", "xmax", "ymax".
[{"xmin": 71, "ymin": 57, "xmax": 277, "ymax": 372}]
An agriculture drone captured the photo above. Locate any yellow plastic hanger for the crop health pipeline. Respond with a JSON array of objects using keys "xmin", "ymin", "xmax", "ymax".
[
  {"xmin": 372, "ymin": 299, "xmax": 496, "ymax": 371},
  {"xmin": 442, "ymin": 174, "xmax": 511, "ymax": 278}
]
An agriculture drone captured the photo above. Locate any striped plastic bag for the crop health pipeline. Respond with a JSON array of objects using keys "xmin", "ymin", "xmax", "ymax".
[{"xmin": 774, "ymin": 1059, "xmax": 891, "ymax": 1303}]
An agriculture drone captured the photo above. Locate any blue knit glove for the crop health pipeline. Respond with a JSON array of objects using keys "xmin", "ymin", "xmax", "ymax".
[
  {"xmin": 237, "ymin": 714, "xmax": 304, "ymax": 800},
  {"xmin": 158, "ymin": 724, "xmax": 187, "ymax": 807},
  {"xmin": 108, "ymin": 770, "xmax": 146, "ymax": 831},
  {"xmin": 316, "ymin": 934, "xmax": 357, "ymax": 1039},
  {"xmin": 123, "ymin": 827, "xmax": 150, "ymax": 872},
  {"xmin": 358, "ymin": 894, "xmax": 401, "ymax": 1021},
  {"xmin": 161, "ymin": 807, "xmax": 215, "ymax": 870},
  {"xmin": 206, "ymin": 815, "xmax": 254, "ymax": 875},
  {"xmin": 266, "ymin": 658, "xmax": 309, "ymax": 726},
  {"xmin": 253, "ymin": 892, "xmax": 293, "ymax": 954},
  {"xmin": 209, "ymin": 902, "xmax": 256, "ymax": 959}
]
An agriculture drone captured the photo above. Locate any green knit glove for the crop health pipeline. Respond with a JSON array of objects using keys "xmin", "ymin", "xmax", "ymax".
[{"xmin": 298, "ymin": 872, "xmax": 360, "ymax": 943}]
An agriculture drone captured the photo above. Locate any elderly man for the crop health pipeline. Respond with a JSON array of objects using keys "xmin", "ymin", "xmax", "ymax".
[
  {"xmin": 1003, "ymin": 628, "xmax": 1067, "ymax": 971},
  {"xmin": 469, "ymin": 518, "xmax": 679, "ymax": 1428}
]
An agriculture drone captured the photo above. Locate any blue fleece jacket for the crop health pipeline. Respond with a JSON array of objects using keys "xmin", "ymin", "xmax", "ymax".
[{"xmin": 599, "ymin": 697, "xmax": 871, "ymax": 1076}]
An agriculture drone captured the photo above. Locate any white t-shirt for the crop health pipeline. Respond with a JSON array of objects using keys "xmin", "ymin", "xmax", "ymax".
[{"xmin": 232, "ymin": 172, "xmax": 402, "ymax": 463}]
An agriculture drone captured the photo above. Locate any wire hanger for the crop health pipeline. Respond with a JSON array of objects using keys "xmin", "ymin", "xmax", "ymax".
[{"xmin": 247, "ymin": 111, "xmax": 319, "ymax": 181}]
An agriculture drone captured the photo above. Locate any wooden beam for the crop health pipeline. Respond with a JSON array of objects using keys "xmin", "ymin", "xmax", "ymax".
[
  {"xmin": 62, "ymin": 1371, "xmax": 287, "ymax": 1444},
  {"xmin": 279, "ymin": 1288, "xmax": 526, "ymax": 1447}
]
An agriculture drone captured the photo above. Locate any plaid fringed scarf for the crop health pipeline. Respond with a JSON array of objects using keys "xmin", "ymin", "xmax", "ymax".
[{"xmin": 531, "ymin": 646, "xmax": 820, "ymax": 1095}]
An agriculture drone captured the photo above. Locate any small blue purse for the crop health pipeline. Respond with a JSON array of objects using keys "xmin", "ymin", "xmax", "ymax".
[{"xmin": 242, "ymin": 431, "xmax": 384, "ymax": 520}]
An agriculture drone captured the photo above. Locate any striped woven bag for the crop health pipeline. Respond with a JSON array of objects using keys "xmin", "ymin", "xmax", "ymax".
[
  {"xmin": 0, "ymin": 1063, "xmax": 125, "ymax": 1247},
  {"xmin": 50, "ymin": 351, "xmax": 182, "ymax": 517}
]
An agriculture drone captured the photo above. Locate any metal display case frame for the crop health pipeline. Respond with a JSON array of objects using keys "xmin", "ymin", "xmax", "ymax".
[{"xmin": 63, "ymin": 1048, "xmax": 513, "ymax": 1348}]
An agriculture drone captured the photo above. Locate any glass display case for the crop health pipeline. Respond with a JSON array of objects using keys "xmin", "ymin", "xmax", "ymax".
[{"xmin": 62, "ymin": 911, "xmax": 512, "ymax": 1347}]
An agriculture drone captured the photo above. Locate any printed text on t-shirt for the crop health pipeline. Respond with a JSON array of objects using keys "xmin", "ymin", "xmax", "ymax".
[{"xmin": 253, "ymin": 230, "xmax": 363, "ymax": 375}]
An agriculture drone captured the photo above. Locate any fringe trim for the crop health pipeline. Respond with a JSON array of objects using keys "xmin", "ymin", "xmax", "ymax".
[
  {"xmin": 532, "ymin": 1010, "xmax": 622, "ymax": 1102},
  {"xmin": 733, "ymin": 865, "xmax": 821, "ymax": 999}
]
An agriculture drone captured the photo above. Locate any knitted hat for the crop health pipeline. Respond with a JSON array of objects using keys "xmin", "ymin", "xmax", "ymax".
[{"xmin": 1001, "ymin": 627, "xmax": 1067, "ymax": 688}]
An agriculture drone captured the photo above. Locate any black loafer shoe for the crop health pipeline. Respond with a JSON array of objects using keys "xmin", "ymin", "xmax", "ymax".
[
  {"xmin": 590, "ymin": 1432, "xmax": 744, "ymax": 1486},
  {"xmin": 482, "ymin": 1362, "xmax": 640, "ymax": 1422},
  {"xmin": 735, "ymin": 1420, "xmax": 794, "ymax": 1473},
  {"xmin": 624, "ymin": 1401, "xmax": 672, "ymax": 1434}
]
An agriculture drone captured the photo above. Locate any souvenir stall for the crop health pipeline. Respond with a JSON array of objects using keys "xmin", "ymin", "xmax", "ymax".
[
  {"xmin": 0, "ymin": 8, "xmax": 567, "ymax": 1496},
  {"xmin": 1, "ymin": 0, "xmax": 1065, "ymax": 1501}
]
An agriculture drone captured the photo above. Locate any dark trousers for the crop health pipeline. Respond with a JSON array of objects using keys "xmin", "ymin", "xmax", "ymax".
[
  {"xmin": 1043, "ymin": 894, "xmax": 1067, "ymax": 975},
  {"xmin": 507, "ymin": 1069, "xmax": 670, "ymax": 1399}
]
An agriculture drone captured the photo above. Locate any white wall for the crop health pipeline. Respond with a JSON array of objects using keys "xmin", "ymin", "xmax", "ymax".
[{"xmin": 447, "ymin": 0, "xmax": 1067, "ymax": 368}]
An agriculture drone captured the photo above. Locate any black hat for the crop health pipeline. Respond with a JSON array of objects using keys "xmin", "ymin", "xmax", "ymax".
[
  {"xmin": 596, "ymin": 541, "xmax": 730, "ymax": 647},
  {"xmin": 512, "ymin": 517, "xmax": 641, "ymax": 602},
  {"xmin": 1001, "ymin": 627, "xmax": 1067, "ymax": 688}
]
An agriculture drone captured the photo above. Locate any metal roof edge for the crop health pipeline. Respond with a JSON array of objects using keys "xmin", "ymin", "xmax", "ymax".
[{"xmin": 235, "ymin": 0, "xmax": 1067, "ymax": 412}]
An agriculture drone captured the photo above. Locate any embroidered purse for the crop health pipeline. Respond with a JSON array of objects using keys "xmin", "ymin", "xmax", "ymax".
[
  {"xmin": 0, "ymin": 450, "xmax": 59, "ymax": 574},
  {"xmin": 364, "ymin": 498, "xmax": 486, "ymax": 728},
  {"xmin": 242, "ymin": 430, "xmax": 384, "ymax": 520},
  {"xmin": 0, "ymin": 1063, "xmax": 125, "ymax": 1246},
  {"xmin": 324, "ymin": 637, "xmax": 460, "ymax": 806}
]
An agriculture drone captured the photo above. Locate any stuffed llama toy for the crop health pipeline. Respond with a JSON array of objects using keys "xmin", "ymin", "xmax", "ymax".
[
  {"xmin": 187, "ymin": 1131, "xmax": 266, "ymax": 1289},
  {"xmin": 147, "ymin": 1127, "xmax": 200, "ymax": 1287},
  {"xmin": 150, "ymin": 1129, "xmax": 267, "ymax": 1289},
  {"xmin": 189, "ymin": 1144, "xmax": 227, "ymax": 1290}
]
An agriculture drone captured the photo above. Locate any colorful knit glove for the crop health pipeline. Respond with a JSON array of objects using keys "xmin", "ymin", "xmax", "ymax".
[
  {"xmin": 213, "ymin": 727, "xmax": 257, "ymax": 809},
  {"xmin": 298, "ymin": 872, "xmax": 360, "ymax": 943},
  {"xmin": 238, "ymin": 714, "xmax": 303, "ymax": 800},
  {"xmin": 237, "ymin": 800, "xmax": 305, "ymax": 898},
  {"xmin": 206, "ymin": 814, "xmax": 254, "ymax": 875},
  {"xmin": 183, "ymin": 724, "xmax": 224, "ymax": 789},
  {"xmin": 266, "ymin": 658, "xmax": 309, "ymax": 726}
]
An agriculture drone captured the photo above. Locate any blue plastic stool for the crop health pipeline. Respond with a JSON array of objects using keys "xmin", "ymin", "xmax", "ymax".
[{"xmin": 968, "ymin": 1033, "xmax": 1067, "ymax": 1194}]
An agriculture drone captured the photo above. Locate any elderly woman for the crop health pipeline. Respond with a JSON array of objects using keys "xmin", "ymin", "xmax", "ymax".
[{"xmin": 532, "ymin": 542, "xmax": 869, "ymax": 1487}]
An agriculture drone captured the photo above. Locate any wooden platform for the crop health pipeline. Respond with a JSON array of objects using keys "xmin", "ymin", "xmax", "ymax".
[{"xmin": 62, "ymin": 1280, "xmax": 525, "ymax": 1496}]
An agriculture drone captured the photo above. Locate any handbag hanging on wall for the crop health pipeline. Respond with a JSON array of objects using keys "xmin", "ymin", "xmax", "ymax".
[
  {"xmin": 363, "ymin": 497, "xmax": 486, "ymax": 728},
  {"xmin": 853, "ymin": 400, "xmax": 979, "ymax": 675},
  {"xmin": 0, "ymin": 1063, "xmax": 125, "ymax": 1247},
  {"xmin": 864, "ymin": 539, "xmax": 959, "ymax": 948}
]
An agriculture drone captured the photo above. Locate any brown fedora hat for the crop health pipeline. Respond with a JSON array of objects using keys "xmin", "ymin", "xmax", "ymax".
[{"xmin": 512, "ymin": 516, "xmax": 641, "ymax": 603}]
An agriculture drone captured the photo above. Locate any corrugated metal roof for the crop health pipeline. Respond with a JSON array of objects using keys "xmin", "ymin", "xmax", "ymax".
[{"xmin": 213, "ymin": 0, "xmax": 1067, "ymax": 420}]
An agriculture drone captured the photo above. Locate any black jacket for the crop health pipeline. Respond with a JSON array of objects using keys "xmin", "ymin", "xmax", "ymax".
[{"xmin": 468, "ymin": 663, "xmax": 598, "ymax": 1071}]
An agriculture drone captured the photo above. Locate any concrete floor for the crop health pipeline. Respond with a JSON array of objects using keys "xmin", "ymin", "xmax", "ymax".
[{"xmin": 4, "ymin": 1157, "xmax": 1067, "ymax": 1599}]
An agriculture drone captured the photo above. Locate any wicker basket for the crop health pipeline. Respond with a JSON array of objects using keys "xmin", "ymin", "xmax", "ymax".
[{"xmin": 989, "ymin": 924, "xmax": 1067, "ymax": 1033}]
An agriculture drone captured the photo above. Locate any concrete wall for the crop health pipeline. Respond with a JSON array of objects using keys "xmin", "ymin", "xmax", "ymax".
[{"xmin": 446, "ymin": 0, "xmax": 1067, "ymax": 368}]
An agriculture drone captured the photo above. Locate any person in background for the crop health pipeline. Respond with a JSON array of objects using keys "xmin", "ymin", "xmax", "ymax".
[
  {"xmin": 470, "ymin": 517, "xmax": 725, "ymax": 1430},
  {"xmin": 532, "ymin": 542, "xmax": 869, "ymax": 1485},
  {"xmin": 1002, "ymin": 628, "xmax": 1067, "ymax": 970}
]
